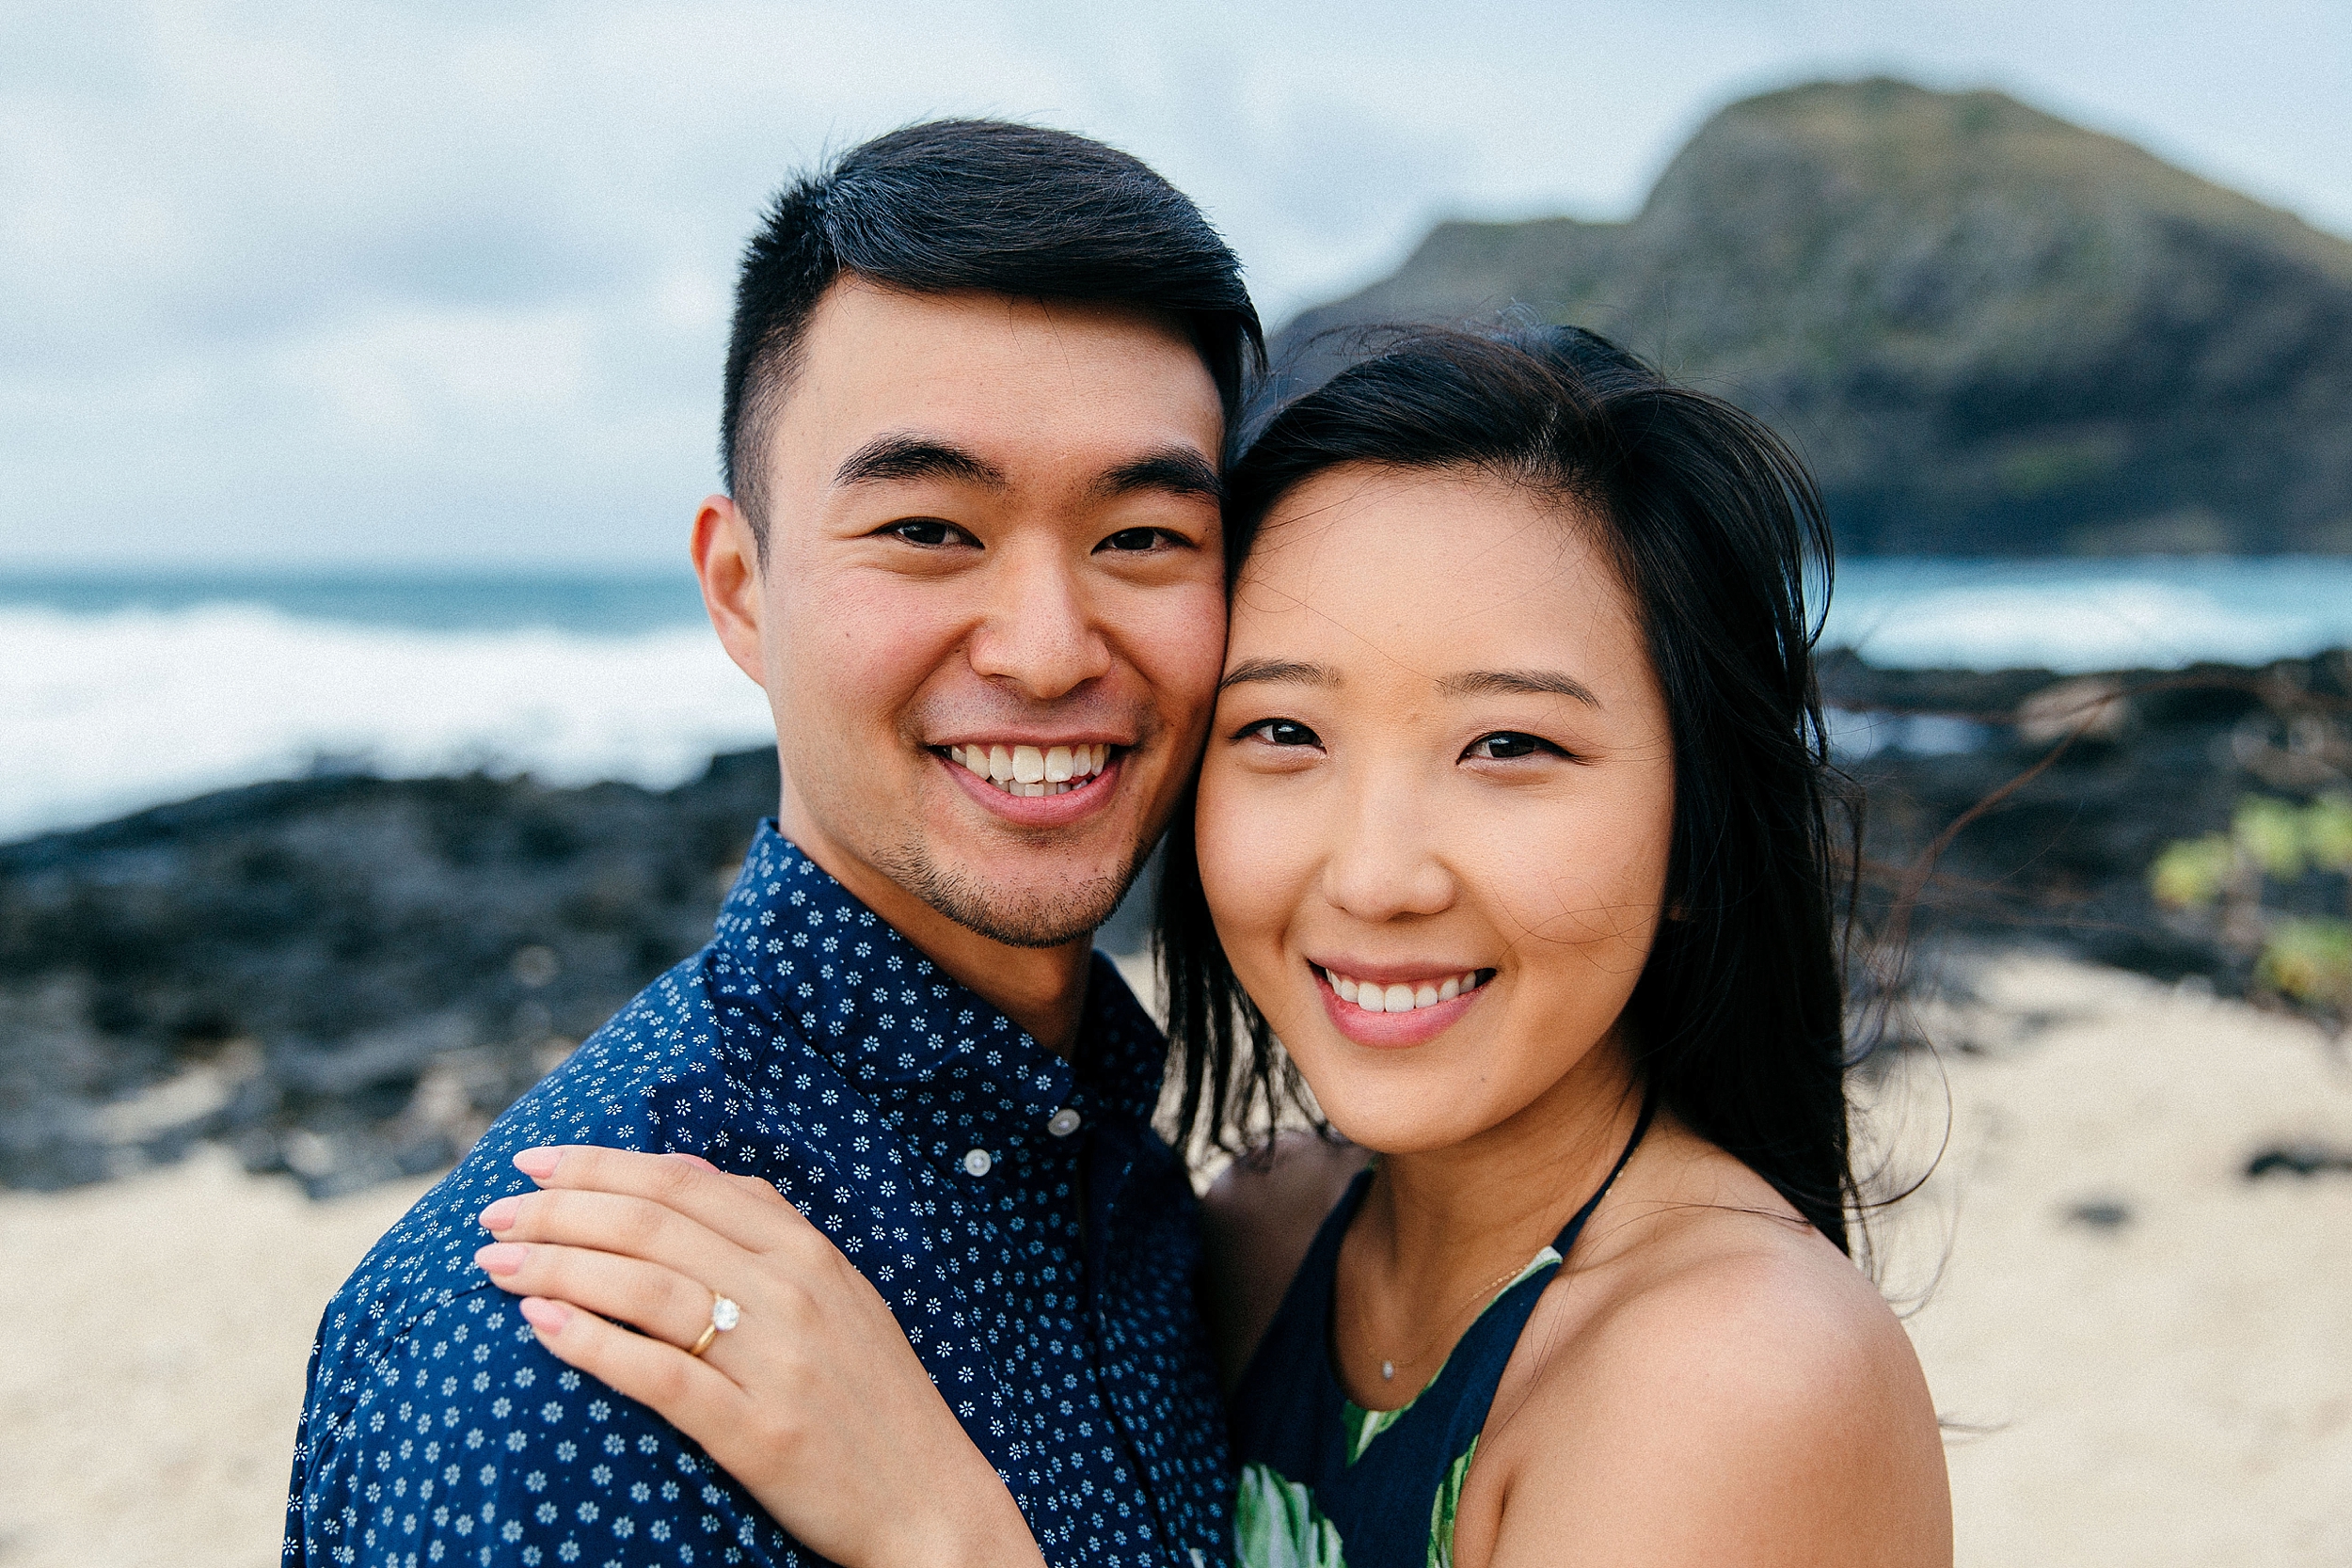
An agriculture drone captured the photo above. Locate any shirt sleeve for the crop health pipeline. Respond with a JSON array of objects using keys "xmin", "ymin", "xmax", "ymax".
[{"xmin": 285, "ymin": 1280, "xmax": 814, "ymax": 1568}]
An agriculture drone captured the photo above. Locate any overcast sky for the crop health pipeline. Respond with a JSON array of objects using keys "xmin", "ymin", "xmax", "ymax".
[{"xmin": 4, "ymin": 1, "xmax": 2346, "ymax": 569}]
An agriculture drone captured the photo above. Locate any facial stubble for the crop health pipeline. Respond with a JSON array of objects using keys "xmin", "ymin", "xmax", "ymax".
[{"xmin": 874, "ymin": 827, "xmax": 1150, "ymax": 949}]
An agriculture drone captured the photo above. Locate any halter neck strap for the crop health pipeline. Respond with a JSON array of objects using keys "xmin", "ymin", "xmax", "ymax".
[{"xmin": 1551, "ymin": 1088, "xmax": 1657, "ymax": 1255}]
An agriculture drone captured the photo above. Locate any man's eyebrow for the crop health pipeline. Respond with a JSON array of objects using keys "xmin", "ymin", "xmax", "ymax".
[
  {"xmin": 1093, "ymin": 449, "xmax": 1224, "ymax": 503},
  {"xmin": 1219, "ymin": 657, "xmax": 1337, "ymax": 692},
  {"xmin": 1438, "ymin": 669, "xmax": 1604, "ymax": 707},
  {"xmin": 832, "ymin": 433, "xmax": 1008, "ymax": 491}
]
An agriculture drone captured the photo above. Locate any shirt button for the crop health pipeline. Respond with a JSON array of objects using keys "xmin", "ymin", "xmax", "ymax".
[
  {"xmin": 1046, "ymin": 1107, "xmax": 1083, "ymax": 1138},
  {"xmin": 961, "ymin": 1148, "xmax": 993, "ymax": 1177}
]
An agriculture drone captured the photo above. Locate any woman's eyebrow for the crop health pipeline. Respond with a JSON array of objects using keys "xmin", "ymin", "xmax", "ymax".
[
  {"xmin": 1438, "ymin": 668, "xmax": 1602, "ymax": 707},
  {"xmin": 1218, "ymin": 657, "xmax": 1337, "ymax": 692}
]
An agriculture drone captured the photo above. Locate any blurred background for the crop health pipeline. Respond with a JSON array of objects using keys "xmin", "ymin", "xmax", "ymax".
[{"xmin": 3, "ymin": 3, "xmax": 2349, "ymax": 1563}]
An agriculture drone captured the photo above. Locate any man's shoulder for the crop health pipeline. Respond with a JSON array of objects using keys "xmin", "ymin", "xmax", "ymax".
[
  {"xmin": 286, "ymin": 950, "xmax": 829, "ymax": 1564},
  {"xmin": 309, "ymin": 951, "xmax": 758, "ymax": 1391}
]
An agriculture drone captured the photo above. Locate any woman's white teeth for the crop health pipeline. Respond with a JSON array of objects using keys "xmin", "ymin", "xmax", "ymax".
[
  {"xmin": 1324, "ymin": 968, "xmax": 1486, "ymax": 1012},
  {"xmin": 947, "ymin": 743, "xmax": 1110, "ymax": 798}
]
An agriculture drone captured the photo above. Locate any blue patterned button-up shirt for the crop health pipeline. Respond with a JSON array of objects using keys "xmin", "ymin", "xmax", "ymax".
[{"xmin": 284, "ymin": 825, "xmax": 1232, "ymax": 1567}]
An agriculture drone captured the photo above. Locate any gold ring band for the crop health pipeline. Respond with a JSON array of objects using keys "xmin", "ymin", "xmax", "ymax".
[{"xmin": 688, "ymin": 1291, "xmax": 739, "ymax": 1357}]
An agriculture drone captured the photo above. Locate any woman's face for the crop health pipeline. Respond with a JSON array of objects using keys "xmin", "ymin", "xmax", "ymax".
[{"xmin": 1196, "ymin": 463, "xmax": 1676, "ymax": 1154}]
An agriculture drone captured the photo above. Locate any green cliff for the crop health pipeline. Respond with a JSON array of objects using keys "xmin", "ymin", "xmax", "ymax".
[{"xmin": 1279, "ymin": 78, "xmax": 2352, "ymax": 555}]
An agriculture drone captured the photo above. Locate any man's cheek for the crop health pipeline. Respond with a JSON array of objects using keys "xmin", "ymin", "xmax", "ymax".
[
  {"xmin": 1133, "ymin": 590, "xmax": 1229, "ymax": 725},
  {"xmin": 790, "ymin": 592, "xmax": 962, "ymax": 712}
]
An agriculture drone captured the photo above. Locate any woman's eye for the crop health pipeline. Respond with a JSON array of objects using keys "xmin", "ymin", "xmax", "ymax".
[
  {"xmin": 1098, "ymin": 527, "xmax": 1175, "ymax": 553},
  {"xmin": 1466, "ymin": 731, "xmax": 1559, "ymax": 761},
  {"xmin": 1240, "ymin": 718, "xmax": 1321, "ymax": 748},
  {"xmin": 882, "ymin": 518, "xmax": 974, "ymax": 547}
]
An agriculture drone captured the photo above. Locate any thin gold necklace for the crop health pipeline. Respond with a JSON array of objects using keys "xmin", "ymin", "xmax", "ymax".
[
  {"xmin": 1364, "ymin": 1250, "xmax": 1545, "ymax": 1384},
  {"xmin": 1354, "ymin": 1102, "xmax": 1650, "ymax": 1386}
]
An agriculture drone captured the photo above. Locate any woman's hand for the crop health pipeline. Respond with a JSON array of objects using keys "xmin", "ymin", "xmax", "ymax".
[{"xmin": 472, "ymin": 1144, "xmax": 1046, "ymax": 1568}]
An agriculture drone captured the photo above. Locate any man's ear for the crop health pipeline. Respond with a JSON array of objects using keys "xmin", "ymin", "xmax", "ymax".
[{"xmin": 691, "ymin": 495, "xmax": 767, "ymax": 689}]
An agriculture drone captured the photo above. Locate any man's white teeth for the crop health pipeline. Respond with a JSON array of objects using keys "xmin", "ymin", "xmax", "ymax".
[
  {"xmin": 1324, "ymin": 968, "xmax": 1486, "ymax": 1013},
  {"xmin": 947, "ymin": 743, "xmax": 1111, "ymax": 798}
]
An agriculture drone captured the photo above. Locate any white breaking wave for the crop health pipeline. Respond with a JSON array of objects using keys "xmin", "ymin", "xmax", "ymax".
[
  {"xmin": 1822, "ymin": 562, "xmax": 2352, "ymax": 673},
  {"xmin": 1, "ymin": 603, "xmax": 774, "ymax": 841},
  {"xmin": 7, "ymin": 558, "xmax": 2349, "ymax": 840}
]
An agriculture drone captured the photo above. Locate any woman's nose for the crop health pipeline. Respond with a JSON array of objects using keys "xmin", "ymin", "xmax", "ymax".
[{"xmin": 1319, "ymin": 773, "xmax": 1456, "ymax": 922}]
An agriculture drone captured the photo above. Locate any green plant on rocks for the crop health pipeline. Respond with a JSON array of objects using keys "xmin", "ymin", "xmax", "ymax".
[
  {"xmin": 2151, "ymin": 792, "xmax": 2352, "ymax": 1019},
  {"xmin": 2256, "ymin": 920, "xmax": 2352, "ymax": 1011}
]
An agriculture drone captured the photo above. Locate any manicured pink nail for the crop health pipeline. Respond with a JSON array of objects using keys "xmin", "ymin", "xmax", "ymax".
[
  {"xmin": 518, "ymin": 1297, "xmax": 570, "ymax": 1334},
  {"xmin": 478, "ymin": 1196, "xmax": 520, "ymax": 1230},
  {"xmin": 474, "ymin": 1243, "xmax": 527, "ymax": 1276},
  {"xmin": 513, "ymin": 1147, "xmax": 562, "ymax": 1180},
  {"xmin": 664, "ymin": 1152, "xmax": 721, "ymax": 1172}
]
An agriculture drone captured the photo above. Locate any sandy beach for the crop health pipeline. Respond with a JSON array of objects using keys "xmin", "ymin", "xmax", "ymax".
[
  {"xmin": 1, "ymin": 948, "xmax": 2346, "ymax": 1566},
  {"xmin": 1867, "ymin": 953, "xmax": 2352, "ymax": 1563}
]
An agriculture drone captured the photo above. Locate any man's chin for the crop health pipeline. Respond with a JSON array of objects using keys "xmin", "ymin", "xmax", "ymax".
[{"xmin": 881, "ymin": 845, "xmax": 1136, "ymax": 950}]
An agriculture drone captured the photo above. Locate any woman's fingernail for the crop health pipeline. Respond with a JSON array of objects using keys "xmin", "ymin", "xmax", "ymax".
[
  {"xmin": 478, "ymin": 1196, "xmax": 520, "ymax": 1230},
  {"xmin": 664, "ymin": 1152, "xmax": 721, "ymax": 1172},
  {"xmin": 474, "ymin": 1243, "xmax": 527, "ymax": 1276},
  {"xmin": 518, "ymin": 1297, "xmax": 570, "ymax": 1334},
  {"xmin": 513, "ymin": 1148, "xmax": 562, "ymax": 1180}
]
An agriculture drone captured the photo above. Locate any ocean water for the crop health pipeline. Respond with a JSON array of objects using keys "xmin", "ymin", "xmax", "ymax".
[
  {"xmin": 4, "ymin": 558, "xmax": 2346, "ymax": 842},
  {"xmin": 0, "ymin": 573, "xmax": 767, "ymax": 841},
  {"xmin": 1825, "ymin": 557, "xmax": 2352, "ymax": 673}
]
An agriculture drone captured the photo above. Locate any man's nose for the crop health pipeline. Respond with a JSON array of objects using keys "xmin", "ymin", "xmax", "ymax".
[
  {"xmin": 1319, "ymin": 767, "xmax": 1456, "ymax": 922},
  {"xmin": 964, "ymin": 544, "xmax": 1113, "ymax": 701}
]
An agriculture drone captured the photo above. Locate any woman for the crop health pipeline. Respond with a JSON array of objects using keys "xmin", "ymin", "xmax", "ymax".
[{"xmin": 473, "ymin": 325, "xmax": 1952, "ymax": 1566}]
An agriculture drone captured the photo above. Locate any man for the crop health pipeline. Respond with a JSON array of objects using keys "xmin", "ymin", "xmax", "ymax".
[{"xmin": 285, "ymin": 120, "xmax": 1261, "ymax": 1567}]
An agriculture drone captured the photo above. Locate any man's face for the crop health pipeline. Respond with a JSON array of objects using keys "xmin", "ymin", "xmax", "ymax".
[{"xmin": 709, "ymin": 278, "xmax": 1228, "ymax": 949}]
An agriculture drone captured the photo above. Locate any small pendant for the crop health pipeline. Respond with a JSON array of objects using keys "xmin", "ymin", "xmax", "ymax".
[{"xmin": 1380, "ymin": 1360, "xmax": 1394, "ymax": 1381}]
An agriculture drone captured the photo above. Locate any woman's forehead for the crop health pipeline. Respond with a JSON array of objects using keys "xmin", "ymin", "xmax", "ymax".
[{"xmin": 1229, "ymin": 465, "xmax": 1630, "ymax": 659}]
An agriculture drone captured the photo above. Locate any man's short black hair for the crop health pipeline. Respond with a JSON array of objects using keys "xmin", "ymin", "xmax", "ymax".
[{"xmin": 723, "ymin": 119, "xmax": 1264, "ymax": 546}]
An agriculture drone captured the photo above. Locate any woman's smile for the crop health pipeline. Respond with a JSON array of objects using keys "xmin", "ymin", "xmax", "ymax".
[{"xmin": 1311, "ymin": 960, "xmax": 1497, "ymax": 1047}]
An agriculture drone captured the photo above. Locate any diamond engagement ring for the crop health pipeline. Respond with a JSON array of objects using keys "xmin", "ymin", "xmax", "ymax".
[{"xmin": 689, "ymin": 1294, "xmax": 741, "ymax": 1358}]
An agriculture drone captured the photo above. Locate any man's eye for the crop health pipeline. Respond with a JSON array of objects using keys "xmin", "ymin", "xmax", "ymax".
[
  {"xmin": 883, "ymin": 519, "xmax": 973, "ymax": 547},
  {"xmin": 1466, "ymin": 732, "xmax": 1559, "ymax": 760},
  {"xmin": 1239, "ymin": 719, "xmax": 1321, "ymax": 748},
  {"xmin": 1098, "ymin": 527, "xmax": 1174, "ymax": 553}
]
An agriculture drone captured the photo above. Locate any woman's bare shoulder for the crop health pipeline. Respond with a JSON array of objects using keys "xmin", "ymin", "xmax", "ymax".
[
  {"xmin": 1198, "ymin": 1131, "xmax": 1371, "ymax": 1389},
  {"xmin": 1475, "ymin": 1186, "xmax": 1951, "ymax": 1567}
]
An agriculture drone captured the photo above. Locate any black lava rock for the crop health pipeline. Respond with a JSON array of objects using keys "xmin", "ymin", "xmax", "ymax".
[{"xmin": 0, "ymin": 750, "xmax": 779, "ymax": 1196}]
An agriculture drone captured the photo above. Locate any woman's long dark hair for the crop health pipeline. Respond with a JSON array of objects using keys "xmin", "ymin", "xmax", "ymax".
[{"xmin": 1158, "ymin": 324, "xmax": 1859, "ymax": 1253}]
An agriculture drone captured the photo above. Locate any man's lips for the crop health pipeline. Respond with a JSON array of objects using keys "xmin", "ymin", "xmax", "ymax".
[
  {"xmin": 942, "ymin": 739, "xmax": 1119, "ymax": 799},
  {"xmin": 936, "ymin": 745, "xmax": 1127, "ymax": 826}
]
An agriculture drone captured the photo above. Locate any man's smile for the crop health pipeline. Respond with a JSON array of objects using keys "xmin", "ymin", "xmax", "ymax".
[
  {"xmin": 934, "ymin": 741, "xmax": 1132, "ymax": 825},
  {"xmin": 942, "ymin": 740, "xmax": 1120, "ymax": 798}
]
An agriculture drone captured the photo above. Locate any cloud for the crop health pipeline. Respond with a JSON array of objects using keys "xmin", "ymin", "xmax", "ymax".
[{"xmin": 0, "ymin": 0, "xmax": 2344, "ymax": 566}]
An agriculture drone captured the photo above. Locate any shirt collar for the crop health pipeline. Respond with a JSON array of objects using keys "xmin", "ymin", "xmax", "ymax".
[{"xmin": 709, "ymin": 823, "xmax": 1165, "ymax": 1143}]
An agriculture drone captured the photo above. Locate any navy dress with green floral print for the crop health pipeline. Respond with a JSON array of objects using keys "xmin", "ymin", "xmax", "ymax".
[{"xmin": 1226, "ymin": 1101, "xmax": 1652, "ymax": 1568}]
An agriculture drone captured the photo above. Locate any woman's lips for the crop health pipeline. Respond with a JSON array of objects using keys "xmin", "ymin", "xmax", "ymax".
[{"xmin": 1311, "ymin": 963, "xmax": 1493, "ymax": 1049}]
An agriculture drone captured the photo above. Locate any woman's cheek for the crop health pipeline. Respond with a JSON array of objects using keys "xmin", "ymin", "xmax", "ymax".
[{"xmin": 1195, "ymin": 761, "xmax": 1308, "ymax": 1010}]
